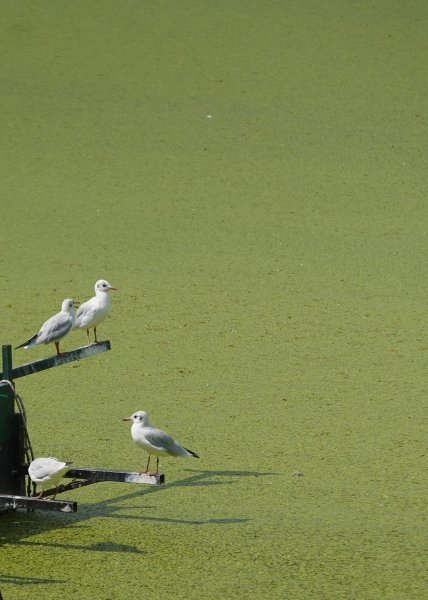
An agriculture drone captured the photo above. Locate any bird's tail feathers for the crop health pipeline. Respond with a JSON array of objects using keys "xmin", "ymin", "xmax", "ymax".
[
  {"xmin": 15, "ymin": 333, "xmax": 38, "ymax": 349},
  {"xmin": 184, "ymin": 447, "xmax": 200, "ymax": 458},
  {"xmin": 47, "ymin": 458, "xmax": 73, "ymax": 466}
]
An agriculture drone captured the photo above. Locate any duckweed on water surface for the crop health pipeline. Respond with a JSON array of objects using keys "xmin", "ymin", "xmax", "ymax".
[{"xmin": 0, "ymin": 1, "xmax": 426, "ymax": 598}]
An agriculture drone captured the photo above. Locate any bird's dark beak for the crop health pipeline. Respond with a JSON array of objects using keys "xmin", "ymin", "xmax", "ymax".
[
  {"xmin": 74, "ymin": 301, "xmax": 81, "ymax": 308},
  {"xmin": 122, "ymin": 417, "xmax": 132, "ymax": 421},
  {"xmin": 109, "ymin": 286, "xmax": 118, "ymax": 291}
]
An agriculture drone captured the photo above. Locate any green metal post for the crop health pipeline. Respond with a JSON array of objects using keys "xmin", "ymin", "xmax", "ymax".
[{"xmin": 0, "ymin": 345, "xmax": 25, "ymax": 495}]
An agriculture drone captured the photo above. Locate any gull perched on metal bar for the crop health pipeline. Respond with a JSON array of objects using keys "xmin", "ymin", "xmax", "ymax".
[
  {"xmin": 123, "ymin": 411, "xmax": 199, "ymax": 475},
  {"xmin": 74, "ymin": 279, "xmax": 117, "ymax": 345},
  {"xmin": 16, "ymin": 299, "xmax": 79, "ymax": 356},
  {"xmin": 28, "ymin": 457, "xmax": 72, "ymax": 498}
]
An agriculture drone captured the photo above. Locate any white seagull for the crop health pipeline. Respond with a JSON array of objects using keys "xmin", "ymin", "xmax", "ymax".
[
  {"xmin": 28, "ymin": 457, "xmax": 72, "ymax": 498},
  {"xmin": 74, "ymin": 279, "xmax": 117, "ymax": 344},
  {"xmin": 16, "ymin": 299, "xmax": 79, "ymax": 356},
  {"xmin": 123, "ymin": 411, "xmax": 199, "ymax": 475}
]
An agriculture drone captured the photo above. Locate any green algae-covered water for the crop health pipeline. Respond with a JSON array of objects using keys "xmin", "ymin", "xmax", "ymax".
[{"xmin": 0, "ymin": 1, "xmax": 426, "ymax": 598}]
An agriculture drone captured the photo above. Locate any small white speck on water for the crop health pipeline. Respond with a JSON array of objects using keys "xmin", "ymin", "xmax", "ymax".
[{"xmin": 206, "ymin": 114, "xmax": 213, "ymax": 119}]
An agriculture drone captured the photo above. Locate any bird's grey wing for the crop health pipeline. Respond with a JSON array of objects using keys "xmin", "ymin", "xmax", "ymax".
[
  {"xmin": 37, "ymin": 313, "xmax": 72, "ymax": 344},
  {"xmin": 145, "ymin": 429, "xmax": 183, "ymax": 456}
]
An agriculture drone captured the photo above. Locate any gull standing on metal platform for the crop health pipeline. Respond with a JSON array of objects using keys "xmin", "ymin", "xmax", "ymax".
[
  {"xmin": 74, "ymin": 279, "xmax": 117, "ymax": 345},
  {"xmin": 123, "ymin": 411, "xmax": 199, "ymax": 475},
  {"xmin": 16, "ymin": 298, "xmax": 79, "ymax": 356},
  {"xmin": 28, "ymin": 457, "xmax": 72, "ymax": 498}
]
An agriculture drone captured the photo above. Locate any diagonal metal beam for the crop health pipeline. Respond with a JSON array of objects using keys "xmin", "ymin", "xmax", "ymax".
[{"xmin": 0, "ymin": 341, "xmax": 111, "ymax": 381}]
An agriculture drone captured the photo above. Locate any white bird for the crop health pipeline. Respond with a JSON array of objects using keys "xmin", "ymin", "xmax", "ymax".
[
  {"xmin": 123, "ymin": 411, "xmax": 199, "ymax": 475},
  {"xmin": 16, "ymin": 299, "xmax": 79, "ymax": 356},
  {"xmin": 74, "ymin": 279, "xmax": 117, "ymax": 345},
  {"xmin": 28, "ymin": 457, "xmax": 72, "ymax": 499}
]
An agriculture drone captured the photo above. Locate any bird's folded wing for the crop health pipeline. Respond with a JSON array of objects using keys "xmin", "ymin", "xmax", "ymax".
[
  {"xmin": 38, "ymin": 314, "xmax": 72, "ymax": 343},
  {"xmin": 31, "ymin": 462, "xmax": 57, "ymax": 479},
  {"xmin": 144, "ymin": 429, "xmax": 178, "ymax": 452}
]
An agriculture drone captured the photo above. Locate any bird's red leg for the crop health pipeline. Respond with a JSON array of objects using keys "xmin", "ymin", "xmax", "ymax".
[
  {"xmin": 150, "ymin": 457, "xmax": 159, "ymax": 476},
  {"xmin": 55, "ymin": 341, "xmax": 66, "ymax": 357},
  {"xmin": 141, "ymin": 454, "xmax": 151, "ymax": 474}
]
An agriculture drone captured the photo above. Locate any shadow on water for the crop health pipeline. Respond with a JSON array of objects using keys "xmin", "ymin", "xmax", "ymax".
[
  {"xmin": 110, "ymin": 513, "xmax": 250, "ymax": 525},
  {"xmin": 0, "ymin": 574, "xmax": 66, "ymax": 585},
  {"xmin": 0, "ymin": 468, "xmax": 278, "ymax": 559},
  {"xmin": 76, "ymin": 467, "xmax": 279, "ymax": 520},
  {"xmin": 10, "ymin": 540, "xmax": 146, "ymax": 553}
]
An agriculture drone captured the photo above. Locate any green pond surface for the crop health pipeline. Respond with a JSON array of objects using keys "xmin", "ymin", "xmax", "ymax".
[{"xmin": 0, "ymin": 1, "xmax": 426, "ymax": 598}]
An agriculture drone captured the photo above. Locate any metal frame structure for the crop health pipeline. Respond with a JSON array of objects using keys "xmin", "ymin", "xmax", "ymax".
[{"xmin": 0, "ymin": 342, "xmax": 163, "ymax": 514}]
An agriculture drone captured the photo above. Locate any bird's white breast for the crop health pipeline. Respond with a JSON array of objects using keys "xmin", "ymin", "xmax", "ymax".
[{"xmin": 75, "ymin": 293, "xmax": 111, "ymax": 328}]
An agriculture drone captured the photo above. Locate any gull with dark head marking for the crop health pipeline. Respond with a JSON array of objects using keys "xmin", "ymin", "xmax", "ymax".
[
  {"xmin": 123, "ymin": 410, "xmax": 199, "ymax": 475},
  {"xmin": 28, "ymin": 457, "xmax": 72, "ymax": 498},
  {"xmin": 74, "ymin": 279, "xmax": 117, "ymax": 344},
  {"xmin": 16, "ymin": 298, "xmax": 79, "ymax": 356}
]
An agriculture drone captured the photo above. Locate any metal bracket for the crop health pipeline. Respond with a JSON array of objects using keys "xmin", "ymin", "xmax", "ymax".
[
  {"xmin": 0, "ymin": 341, "xmax": 111, "ymax": 381},
  {"xmin": 0, "ymin": 466, "xmax": 165, "ymax": 513},
  {"xmin": 0, "ymin": 494, "xmax": 76, "ymax": 513}
]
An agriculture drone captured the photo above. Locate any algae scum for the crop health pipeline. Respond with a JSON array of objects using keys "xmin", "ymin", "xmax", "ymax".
[{"xmin": 0, "ymin": 1, "xmax": 426, "ymax": 598}]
